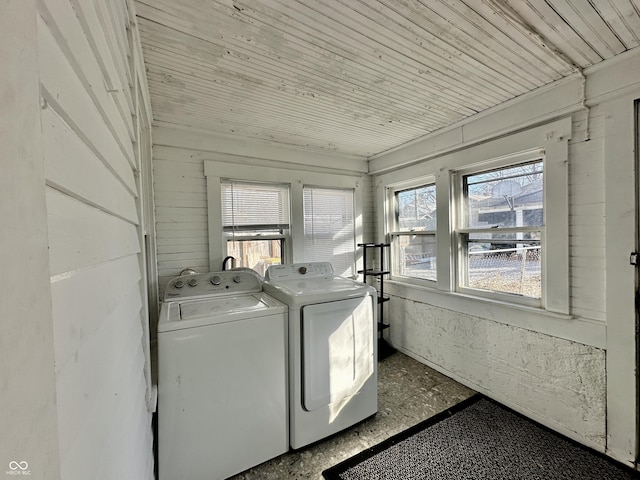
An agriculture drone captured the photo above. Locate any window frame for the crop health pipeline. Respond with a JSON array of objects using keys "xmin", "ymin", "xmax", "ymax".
[
  {"xmin": 379, "ymin": 117, "xmax": 570, "ymax": 316},
  {"xmin": 204, "ymin": 160, "xmax": 364, "ymax": 277},
  {"xmin": 453, "ymin": 155, "xmax": 545, "ymax": 307},
  {"xmin": 220, "ymin": 179, "xmax": 291, "ymax": 268},
  {"xmin": 387, "ymin": 177, "xmax": 438, "ymax": 285}
]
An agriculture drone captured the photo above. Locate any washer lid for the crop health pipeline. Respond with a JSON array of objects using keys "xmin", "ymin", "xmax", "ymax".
[
  {"xmin": 158, "ymin": 292, "xmax": 286, "ymax": 333},
  {"xmin": 180, "ymin": 295, "xmax": 270, "ymax": 320}
]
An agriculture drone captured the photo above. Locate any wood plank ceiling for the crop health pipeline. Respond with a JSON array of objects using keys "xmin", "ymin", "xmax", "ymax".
[{"xmin": 135, "ymin": 0, "xmax": 640, "ymax": 158}]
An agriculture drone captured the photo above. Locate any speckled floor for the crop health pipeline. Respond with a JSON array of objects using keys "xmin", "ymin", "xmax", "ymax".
[{"xmin": 229, "ymin": 351, "xmax": 476, "ymax": 480}]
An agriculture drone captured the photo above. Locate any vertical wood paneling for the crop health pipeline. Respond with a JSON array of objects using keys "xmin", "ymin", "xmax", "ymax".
[
  {"xmin": 568, "ymin": 111, "xmax": 606, "ymax": 321},
  {"xmin": 38, "ymin": 0, "xmax": 154, "ymax": 478}
]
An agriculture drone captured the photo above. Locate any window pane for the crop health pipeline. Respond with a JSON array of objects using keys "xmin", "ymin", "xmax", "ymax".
[
  {"xmin": 395, "ymin": 234, "xmax": 436, "ymax": 281},
  {"xmin": 464, "ymin": 234, "xmax": 541, "ymax": 298},
  {"xmin": 465, "ymin": 161, "xmax": 543, "ymax": 229},
  {"xmin": 303, "ymin": 187, "xmax": 355, "ymax": 277},
  {"xmin": 227, "ymin": 239, "xmax": 283, "ymax": 276},
  {"xmin": 396, "ymin": 184, "xmax": 436, "ymax": 231}
]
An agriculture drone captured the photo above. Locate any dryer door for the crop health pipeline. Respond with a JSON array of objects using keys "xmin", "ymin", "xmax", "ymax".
[{"xmin": 301, "ymin": 296, "xmax": 374, "ymax": 411}]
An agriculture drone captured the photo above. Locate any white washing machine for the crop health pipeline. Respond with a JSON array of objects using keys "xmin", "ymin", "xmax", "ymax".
[
  {"xmin": 157, "ymin": 270, "xmax": 288, "ymax": 480},
  {"xmin": 263, "ymin": 262, "xmax": 377, "ymax": 449}
]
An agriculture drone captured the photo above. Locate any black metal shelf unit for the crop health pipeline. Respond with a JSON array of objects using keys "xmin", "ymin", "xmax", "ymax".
[{"xmin": 358, "ymin": 243, "xmax": 395, "ymax": 360}]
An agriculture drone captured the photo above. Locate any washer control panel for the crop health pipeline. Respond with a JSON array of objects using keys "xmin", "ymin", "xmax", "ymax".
[
  {"xmin": 164, "ymin": 270, "xmax": 262, "ymax": 301},
  {"xmin": 265, "ymin": 262, "xmax": 334, "ymax": 281}
]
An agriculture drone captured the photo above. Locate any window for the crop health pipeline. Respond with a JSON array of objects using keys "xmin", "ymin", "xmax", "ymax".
[
  {"xmin": 390, "ymin": 183, "xmax": 437, "ymax": 281},
  {"xmin": 379, "ymin": 118, "xmax": 570, "ymax": 317},
  {"xmin": 221, "ymin": 180, "xmax": 289, "ymax": 272},
  {"xmin": 303, "ymin": 186, "xmax": 355, "ymax": 277},
  {"xmin": 207, "ymin": 159, "xmax": 365, "ymax": 281},
  {"xmin": 457, "ymin": 160, "xmax": 543, "ymax": 302}
]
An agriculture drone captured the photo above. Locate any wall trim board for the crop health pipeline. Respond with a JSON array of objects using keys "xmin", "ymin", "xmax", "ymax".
[
  {"xmin": 128, "ymin": 0, "xmax": 154, "ymax": 126},
  {"xmin": 379, "ymin": 117, "xmax": 572, "ymax": 185},
  {"xmin": 385, "ymin": 285, "xmax": 606, "ymax": 348},
  {"xmin": 585, "ymin": 46, "xmax": 640, "ymax": 106},
  {"xmin": 154, "ymin": 123, "xmax": 369, "ymax": 174},
  {"xmin": 202, "ymin": 154, "xmax": 365, "ymax": 177},
  {"xmin": 368, "ymin": 76, "xmax": 584, "ymax": 174},
  {"xmin": 369, "ymin": 48, "xmax": 640, "ymax": 174},
  {"xmin": 369, "ymin": 48, "xmax": 640, "ymax": 175},
  {"xmin": 603, "ymin": 95, "xmax": 638, "ymax": 466}
]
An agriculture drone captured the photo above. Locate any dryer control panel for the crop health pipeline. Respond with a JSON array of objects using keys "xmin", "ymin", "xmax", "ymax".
[
  {"xmin": 265, "ymin": 262, "xmax": 334, "ymax": 280},
  {"xmin": 164, "ymin": 270, "xmax": 262, "ymax": 301}
]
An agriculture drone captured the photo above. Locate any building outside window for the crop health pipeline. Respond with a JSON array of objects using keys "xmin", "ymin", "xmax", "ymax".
[
  {"xmin": 456, "ymin": 160, "xmax": 544, "ymax": 301},
  {"xmin": 385, "ymin": 156, "xmax": 548, "ymax": 307}
]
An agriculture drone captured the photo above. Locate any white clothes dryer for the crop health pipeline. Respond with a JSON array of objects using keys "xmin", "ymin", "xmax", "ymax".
[
  {"xmin": 157, "ymin": 271, "xmax": 288, "ymax": 480},
  {"xmin": 263, "ymin": 262, "xmax": 378, "ymax": 449}
]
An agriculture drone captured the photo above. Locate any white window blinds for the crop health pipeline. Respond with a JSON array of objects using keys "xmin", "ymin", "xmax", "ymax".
[
  {"xmin": 221, "ymin": 181, "xmax": 290, "ymax": 234},
  {"xmin": 303, "ymin": 186, "xmax": 355, "ymax": 277}
]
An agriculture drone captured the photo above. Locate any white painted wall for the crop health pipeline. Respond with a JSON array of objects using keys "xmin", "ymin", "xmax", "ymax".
[
  {"xmin": 152, "ymin": 126, "xmax": 371, "ymax": 305},
  {"xmin": 0, "ymin": 2, "xmax": 61, "ymax": 478},
  {"xmin": 150, "ymin": 52, "xmax": 638, "ymax": 467},
  {"xmin": 1, "ymin": 1, "xmax": 155, "ymax": 478},
  {"xmin": 37, "ymin": 0, "xmax": 155, "ymax": 478},
  {"xmin": 373, "ymin": 50, "xmax": 640, "ymax": 465}
]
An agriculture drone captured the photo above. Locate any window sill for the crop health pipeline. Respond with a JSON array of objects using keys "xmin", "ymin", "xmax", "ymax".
[{"xmin": 385, "ymin": 279, "xmax": 606, "ymax": 348}]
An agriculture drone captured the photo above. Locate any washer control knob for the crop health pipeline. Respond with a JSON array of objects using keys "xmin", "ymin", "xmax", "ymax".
[
  {"xmin": 188, "ymin": 278, "xmax": 198, "ymax": 287},
  {"xmin": 210, "ymin": 275, "xmax": 221, "ymax": 285},
  {"xmin": 232, "ymin": 275, "xmax": 242, "ymax": 283},
  {"xmin": 299, "ymin": 266, "xmax": 307, "ymax": 274},
  {"xmin": 174, "ymin": 279, "xmax": 185, "ymax": 289}
]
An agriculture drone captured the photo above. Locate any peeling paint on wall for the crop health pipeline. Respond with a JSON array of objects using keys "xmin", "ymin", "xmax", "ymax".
[{"xmin": 388, "ymin": 295, "xmax": 606, "ymax": 447}]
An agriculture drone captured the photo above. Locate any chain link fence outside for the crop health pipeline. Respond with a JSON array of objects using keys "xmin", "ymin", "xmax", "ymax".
[
  {"xmin": 468, "ymin": 246, "xmax": 541, "ymax": 297},
  {"xmin": 399, "ymin": 245, "xmax": 541, "ymax": 298}
]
